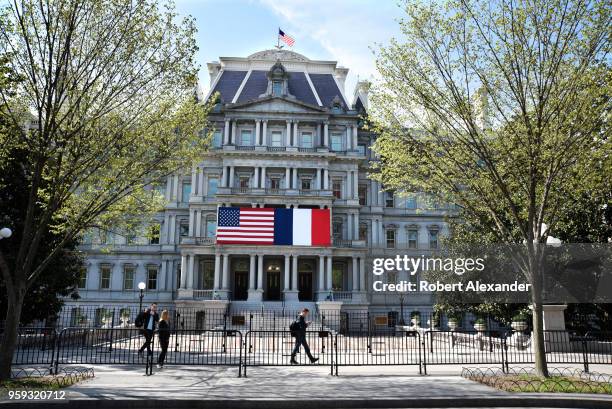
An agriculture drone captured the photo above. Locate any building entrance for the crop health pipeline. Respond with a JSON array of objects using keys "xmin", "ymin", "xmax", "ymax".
[
  {"xmin": 234, "ymin": 271, "xmax": 248, "ymax": 300},
  {"xmin": 299, "ymin": 272, "xmax": 313, "ymax": 301}
]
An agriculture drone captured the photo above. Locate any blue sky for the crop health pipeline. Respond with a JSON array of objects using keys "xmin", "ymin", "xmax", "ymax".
[{"xmin": 174, "ymin": 0, "xmax": 404, "ymax": 96}]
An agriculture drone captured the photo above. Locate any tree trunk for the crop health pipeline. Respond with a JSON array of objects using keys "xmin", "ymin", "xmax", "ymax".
[
  {"xmin": 0, "ymin": 287, "xmax": 25, "ymax": 381},
  {"xmin": 531, "ymin": 301, "xmax": 548, "ymax": 377},
  {"xmin": 530, "ymin": 257, "xmax": 549, "ymax": 378}
]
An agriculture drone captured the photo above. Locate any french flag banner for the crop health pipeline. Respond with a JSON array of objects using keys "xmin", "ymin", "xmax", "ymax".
[{"xmin": 216, "ymin": 207, "xmax": 330, "ymax": 246}]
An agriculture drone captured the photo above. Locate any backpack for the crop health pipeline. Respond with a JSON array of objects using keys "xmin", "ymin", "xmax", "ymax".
[
  {"xmin": 289, "ymin": 318, "xmax": 300, "ymax": 333},
  {"xmin": 135, "ymin": 312, "xmax": 145, "ymax": 328}
]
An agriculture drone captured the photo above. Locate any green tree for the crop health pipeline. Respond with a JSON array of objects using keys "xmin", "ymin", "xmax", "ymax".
[
  {"xmin": 0, "ymin": 0, "xmax": 211, "ymax": 380},
  {"xmin": 371, "ymin": 0, "xmax": 610, "ymax": 377},
  {"xmin": 0, "ymin": 147, "xmax": 83, "ymax": 325}
]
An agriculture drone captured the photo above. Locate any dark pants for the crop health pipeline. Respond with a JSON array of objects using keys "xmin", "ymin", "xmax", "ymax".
[
  {"xmin": 291, "ymin": 332, "xmax": 314, "ymax": 360},
  {"xmin": 139, "ymin": 330, "xmax": 154, "ymax": 354},
  {"xmin": 158, "ymin": 339, "xmax": 169, "ymax": 365}
]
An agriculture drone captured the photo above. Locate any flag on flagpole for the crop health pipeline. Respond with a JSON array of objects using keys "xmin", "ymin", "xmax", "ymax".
[
  {"xmin": 216, "ymin": 207, "xmax": 330, "ymax": 246},
  {"xmin": 278, "ymin": 29, "xmax": 295, "ymax": 47}
]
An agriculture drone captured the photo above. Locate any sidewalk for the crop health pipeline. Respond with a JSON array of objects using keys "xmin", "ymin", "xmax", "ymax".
[
  {"xmin": 2, "ymin": 364, "xmax": 612, "ymax": 408},
  {"xmin": 63, "ymin": 364, "xmax": 506, "ymax": 400}
]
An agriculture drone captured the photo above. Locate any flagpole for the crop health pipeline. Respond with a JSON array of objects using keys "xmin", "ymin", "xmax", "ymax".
[{"xmin": 276, "ymin": 27, "xmax": 281, "ymax": 49}]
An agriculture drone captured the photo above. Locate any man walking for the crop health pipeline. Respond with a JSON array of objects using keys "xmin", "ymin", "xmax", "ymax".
[
  {"xmin": 136, "ymin": 303, "xmax": 159, "ymax": 357},
  {"xmin": 290, "ymin": 308, "xmax": 319, "ymax": 365}
]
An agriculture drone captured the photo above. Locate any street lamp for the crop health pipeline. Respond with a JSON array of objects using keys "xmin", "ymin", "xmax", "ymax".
[
  {"xmin": 138, "ymin": 281, "xmax": 146, "ymax": 312},
  {"xmin": 0, "ymin": 227, "xmax": 12, "ymax": 240}
]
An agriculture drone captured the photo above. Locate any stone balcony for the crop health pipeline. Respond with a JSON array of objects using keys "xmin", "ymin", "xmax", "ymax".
[{"xmin": 216, "ymin": 187, "xmax": 334, "ymax": 198}]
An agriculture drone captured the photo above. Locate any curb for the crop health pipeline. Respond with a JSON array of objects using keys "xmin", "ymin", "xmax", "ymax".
[{"xmin": 2, "ymin": 397, "xmax": 612, "ymax": 409}]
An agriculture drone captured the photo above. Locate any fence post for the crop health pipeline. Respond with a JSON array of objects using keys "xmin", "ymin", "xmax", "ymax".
[
  {"xmin": 108, "ymin": 309, "xmax": 115, "ymax": 352},
  {"xmin": 367, "ymin": 312, "xmax": 372, "ymax": 353},
  {"xmin": 51, "ymin": 329, "xmax": 60, "ymax": 375},
  {"xmin": 334, "ymin": 332, "xmax": 339, "ymax": 376},
  {"xmin": 237, "ymin": 331, "xmax": 243, "ymax": 378},
  {"xmin": 249, "ymin": 313, "xmax": 253, "ymax": 353},
  {"xmin": 420, "ymin": 333, "xmax": 427, "ymax": 375},
  {"xmin": 53, "ymin": 328, "xmax": 65, "ymax": 375},
  {"xmin": 582, "ymin": 338, "xmax": 589, "ymax": 373},
  {"xmin": 222, "ymin": 313, "xmax": 227, "ymax": 353},
  {"xmin": 501, "ymin": 336, "xmax": 509, "ymax": 373}
]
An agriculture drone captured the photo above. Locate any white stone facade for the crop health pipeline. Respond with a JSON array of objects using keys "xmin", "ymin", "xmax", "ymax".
[{"xmin": 67, "ymin": 50, "xmax": 451, "ymax": 319}]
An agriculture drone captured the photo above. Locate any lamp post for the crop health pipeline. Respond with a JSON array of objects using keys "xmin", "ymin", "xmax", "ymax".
[
  {"xmin": 399, "ymin": 294, "xmax": 406, "ymax": 326},
  {"xmin": 0, "ymin": 227, "xmax": 12, "ymax": 240},
  {"xmin": 138, "ymin": 281, "xmax": 146, "ymax": 312}
]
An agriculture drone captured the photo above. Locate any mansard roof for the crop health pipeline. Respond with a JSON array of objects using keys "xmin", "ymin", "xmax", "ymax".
[{"xmin": 207, "ymin": 50, "xmax": 349, "ymax": 109}]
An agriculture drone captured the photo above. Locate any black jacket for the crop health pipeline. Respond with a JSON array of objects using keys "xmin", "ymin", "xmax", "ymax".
[
  {"xmin": 137, "ymin": 310, "xmax": 159, "ymax": 330},
  {"xmin": 158, "ymin": 320, "xmax": 170, "ymax": 343},
  {"xmin": 295, "ymin": 315, "xmax": 308, "ymax": 332}
]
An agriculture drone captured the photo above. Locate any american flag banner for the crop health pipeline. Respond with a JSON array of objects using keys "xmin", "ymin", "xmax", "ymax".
[
  {"xmin": 216, "ymin": 207, "xmax": 330, "ymax": 246},
  {"xmin": 278, "ymin": 29, "xmax": 295, "ymax": 47}
]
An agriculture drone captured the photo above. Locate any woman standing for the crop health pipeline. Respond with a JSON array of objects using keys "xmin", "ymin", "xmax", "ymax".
[{"xmin": 157, "ymin": 310, "xmax": 171, "ymax": 369}]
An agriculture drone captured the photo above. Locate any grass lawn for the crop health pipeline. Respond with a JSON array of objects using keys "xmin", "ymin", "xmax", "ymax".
[
  {"xmin": 481, "ymin": 374, "xmax": 612, "ymax": 394},
  {"xmin": 0, "ymin": 376, "xmax": 77, "ymax": 398}
]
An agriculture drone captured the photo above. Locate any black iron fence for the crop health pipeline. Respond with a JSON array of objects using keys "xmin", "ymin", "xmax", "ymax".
[{"xmin": 9, "ymin": 324, "xmax": 611, "ymax": 377}]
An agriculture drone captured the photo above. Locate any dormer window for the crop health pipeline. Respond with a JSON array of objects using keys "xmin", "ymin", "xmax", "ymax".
[
  {"xmin": 272, "ymin": 81, "xmax": 283, "ymax": 96},
  {"xmin": 262, "ymin": 60, "xmax": 294, "ymax": 99}
]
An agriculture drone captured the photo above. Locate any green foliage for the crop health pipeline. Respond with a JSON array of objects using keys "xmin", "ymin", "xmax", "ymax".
[{"xmin": 0, "ymin": 0, "xmax": 211, "ymax": 378}]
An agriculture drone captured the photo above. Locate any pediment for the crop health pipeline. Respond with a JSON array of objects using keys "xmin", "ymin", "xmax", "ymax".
[{"xmin": 227, "ymin": 96, "xmax": 326, "ymax": 114}]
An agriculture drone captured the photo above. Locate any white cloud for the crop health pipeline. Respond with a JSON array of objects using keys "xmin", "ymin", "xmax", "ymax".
[{"xmin": 258, "ymin": 0, "xmax": 402, "ymax": 96}]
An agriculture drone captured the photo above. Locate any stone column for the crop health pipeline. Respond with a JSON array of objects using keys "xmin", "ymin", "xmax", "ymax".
[
  {"xmin": 292, "ymin": 167, "xmax": 298, "ymax": 190},
  {"xmin": 214, "ymin": 254, "xmax": 221, "ymax": 290},
  {"xmin": 188, "ymin": 209, "xmax": 195, "ymax": 236},
  {"xmin": 261, "ymin": 167, "xmax": 266, "ymax": 189},
  {"xmin": 316, "ymin": 123, "xmax": 321, "ymax": 146},
  {"xmin": 249, "ymin": 255, "xmax": 256, "ymax": 290},
  {"xmin": 353, "ymin": 125, "xmax": 358, "ymax": 150},
  {"xmin": 284, "ymin": 255, "xmax": 290, "ymax": 291},
  {"xmin": 292, "ymin": 255, "xmax": 298, "ymax": 291},
  {"xmin": 198, "ymin": 168, "xmax": 204, "ymax": 197},
  {"xmin": 253, "ymin": 167, "xmax": 259, "ymax": 189},
  {"xmin": 371, "ymin": 180, "xmax": 377, "ymax": 205},
  {"xmin": 352, "ymin": 257, "xmax": 358, "ymax": 291},
  {"xmin": 231, "ymin": 121, "xmax": 237, "ymax": 145},
  {"xmin": 255, "ymin": 120, "xmax": 261, "ymax": 145},
  {"xmin": 326, "ymin": 256, "xmax": 333, "ymax": 290},
  {"xmin": 191, "ymin": 168, "xmax": 197, "ymax": 195},
  {"xmin": 285, "ymin": 168, "xmax": 291, "ymax": 189},
  {"xmin": 359, "ymin": 257, "xmax": 366, "ymax": 291},
  {"xmin": 353, "ymin": 171, "xmax": 359, "ymax": 200},
  {"xmin": 229, "ymin": 166, "xmax": 235, "ymax": 188},
  {"xmin": 180, "ymin": 255, "xmax": 188, "ymax": 288},
  {"xmin": 187, "ymin": 255, "xmax": 195, "ymax": 289},
  {"xmin": 165, "ymin": 177, "xmax": 172, "ymax": 201},
  {"xmin": 221, "ymin": 167, "xmax": 227, "ymax": 188},
  {"xmin": 323, "ymin": 169, "xmax": 329, "ymax": 189},
  {"xmin": 257, "ymin": 254, "xmax": 264, "ymax": 290},
  {"xmin": 173, "ymin": 175, "xmax": 179, "ymax": 201},
  {"xmin": 195, "ymin": 210, "xmax": 201, "ymax": 237},
  {"xmin": 286, "ymin": 120, "xmax": 292, "ymax": 146},
  {"xmin": 354, "ymin": 213, "xmax": 359, "ymax": 239},
  {"xmin": 346, "ymin": 126, "xmax": 351, "ymax": 150},
  {"xmin": 262, "ymin": 120, "xmax": 268, "ymax": 146},
  {"xmin": 317, "ymin": 168, "xmax": 322, "ymax": 190},
  {"xmin": 224, "ymin": 119, "xmax": 230, "ymax": 145},
  {"xmin": 318, "ymin": 256, "xmax": 325, "ymax": 291},
  {"xmin": 323, "ymin": 122, "xmax": 329, "ymax": 147},
  {"xmin": 347, "ymin": 214, "xmax": 352, "ymax": 240},
  {"xmin": 222, "ymin": 254, "xmax": 229, "ymax": 289},
  {"xmin": 293, "ymin": 121, "xmax": 299, "ymax": 147}
]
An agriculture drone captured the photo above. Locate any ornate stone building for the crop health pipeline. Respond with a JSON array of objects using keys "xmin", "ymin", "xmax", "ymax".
[{"xmin": 68, "ymin": 49, "xmax": 452, "ymax": 325}]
